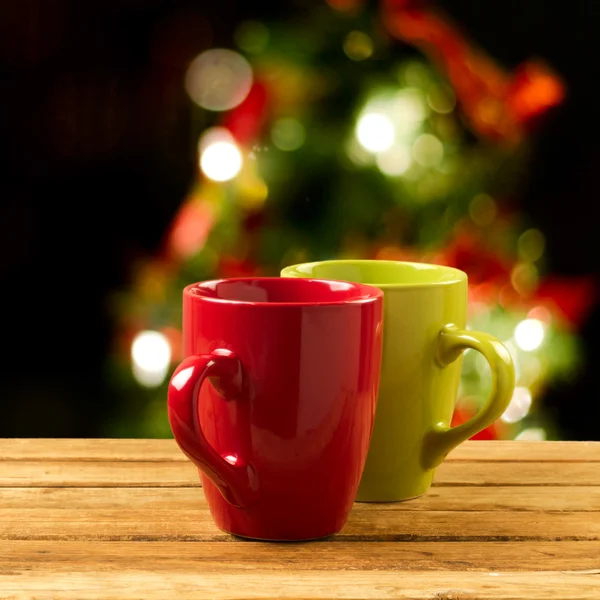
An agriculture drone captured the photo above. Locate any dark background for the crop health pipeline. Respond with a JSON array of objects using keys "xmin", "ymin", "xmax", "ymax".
[{"xmin": 1, "ymin": 0, "xmax": 599, "ymax": 439}]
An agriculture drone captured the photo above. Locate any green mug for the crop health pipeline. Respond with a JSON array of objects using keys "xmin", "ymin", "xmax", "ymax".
[{"xmin": 281, "ymin": 260, "xmax": 515, "ymax": 502}]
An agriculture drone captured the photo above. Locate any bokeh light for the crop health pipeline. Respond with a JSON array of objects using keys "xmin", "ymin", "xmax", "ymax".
[
  {"xmin": 412, "ymin": 133, "xmax": 443, "ymax": 167},
  {"xmin": 400, "ymin": 61, "xmax": 431, "ymax": 88},
  {"xmin": 201, "ymin": 142, "xmax": 242, "ymax": 182},
  {"xmin": 515, "ymin": 427, "xmax": 547, "ymax": 441},
  {"xmin": 501, "ymin": 386, "xmax": 533, "ymax": 423},
  {"xmin": 169, "ymin": 201, "xmax": 215, "ymax": 259},
  {"xmin": 427, "ymin": 85, "xmax": 456, "ymax": 114},
  {"xmin": 518, "ymin": 355, "xmax": 543, "ymax": 387},
  {"xmin": 393, "ymin": 89, "xmax": 427, "ymax": 131},
  {"xmin": 271, "ymin": 118, "xmax": 306, "ymax": 151},
  {"xmin": 514, "ymin": 318, "xmax": 545, "ymax": 352},
  {"xmin": 356, "ymin": 113, "xmax": 395, "ymax": 152},
  {"xmin": 518, "ymin": 228, "xmax": 546, "ymax": 262},
  {"xmin": 131, "ymin": 331, "xmax": 172, "ymax": 388},
  {"xmin": 511, "ymin": 262, "xmax": 539, "ymax": 296},
  {"xmin": 469, "ymin": 193, "xmax": 497, "ymax": 226},
  {"xmin": 393, "ymin": 88, "xmax": 427, "ymax": 123},
  {"xmin": 376, "ymin": 145, "xmax": 412, "ymax": 176},
  {"xmin": 345, "ymin": 136, "xmax": 372, "ymax": 166},
  {"xmin": 185, "ymin": 48, "xmax": 253, "ymax": 111},
  {"xmin": 343, "ymin": 31, "xmax": 373, "ymax": 61},
  {"xmin": 238, "ymin": 164, "xmax": 269, "ymax": 210},
  {"xmin": 528, "ymin": 305, "xmax": 552, "ymax": 324},
  {"xmin": 235, "ymin": 21, "xmax": 269, "ymax": 54},
  {"xmin": 199, "ymin": 127, "xmax": 243, "ymax": 181}
]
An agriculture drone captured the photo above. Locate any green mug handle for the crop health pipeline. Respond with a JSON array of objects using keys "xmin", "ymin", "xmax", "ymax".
[{"xmin": 423, "ymin": 324, "xmax": 515, "ymax": 470}]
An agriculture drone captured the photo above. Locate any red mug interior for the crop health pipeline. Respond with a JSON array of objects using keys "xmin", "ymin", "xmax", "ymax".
[{"xmin": 187, "ymin": 277, "xmax": 380, "ymax": 305}]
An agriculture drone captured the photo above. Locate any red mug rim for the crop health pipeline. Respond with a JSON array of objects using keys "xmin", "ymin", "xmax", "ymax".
[{"xmin": 184, "ymin": 277, "xmax": 383, "ymax": 307}]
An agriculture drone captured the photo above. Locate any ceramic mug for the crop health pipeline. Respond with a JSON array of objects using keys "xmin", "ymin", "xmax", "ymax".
[
  {"xmin": 167, "ymin": 277, "xmax": 383, "ymax": 540},
  {"xmin": 281, "ymin": 260, "xmax": 515, "ymax": 502}
]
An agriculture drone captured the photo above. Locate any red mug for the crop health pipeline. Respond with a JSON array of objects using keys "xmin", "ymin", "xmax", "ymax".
[{"xmin": 167, "ymin": 277, "xmax": 383, "ymax": 541}]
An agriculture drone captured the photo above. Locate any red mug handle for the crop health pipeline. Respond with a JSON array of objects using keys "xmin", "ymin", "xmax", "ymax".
[{"xmin": 167, "ymin": 349, "xmax": 258, "ymax": 508}]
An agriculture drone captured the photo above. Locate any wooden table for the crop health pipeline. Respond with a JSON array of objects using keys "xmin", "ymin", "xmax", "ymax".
[{"xmin": 1, "ymin": 440, "xmax": 599, "ymax": 599}]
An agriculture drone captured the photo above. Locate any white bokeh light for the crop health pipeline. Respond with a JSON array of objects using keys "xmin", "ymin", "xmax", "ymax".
[
  {"xmin": 376, "ymin": 145, "xmax": 412, "ymax": 176},
  {"xmin": 199, "ymin": 128, "xmax": 243, "ymax": 182},
  {"xmin": 185, "ymin": 49, "xmax": 253, "ymax": 111},
  {"xmin": 501, "ymin": 387, "xmax": 532, "ymax": 424},
  {"xmin": 394, "ymin": 89, "xmax": 426, "ymax": 125},
  {"xmin": 518, "ymin": 355, "xmax": 542, "ymax": 387},
  {"xmin": 514, "ymin": 318, "xmax": 545, "ymax": 352},
  {"xmin": 412, "ymin": 133, "xmax": 444, "ymax": 167},
  {"xmin": 201, "ymin": 142, "xmax": 242, "ymax": 181},
  {"xmin": 131, "ymin": 330, "xmax": 172, "ymax": 388},
  {"xmin": 356, "ymin": 113, "xmax": 395, "ymax": 153},
  {"xmin": 515, "ymin": 427, "xmax": 547, "ymax": 441}
]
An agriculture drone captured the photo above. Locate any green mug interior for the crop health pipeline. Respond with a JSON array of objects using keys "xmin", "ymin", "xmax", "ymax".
[{"xmin": 282, "ymin": 260, "xmax": 466, "ymax": 288}]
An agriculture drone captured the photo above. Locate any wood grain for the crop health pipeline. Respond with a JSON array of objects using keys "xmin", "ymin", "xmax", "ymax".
[
  {"xmin": 1, "ymin": 570, "xmax": 599, "ymax": 599},
  {"xmin": 2, "ymin": 509, "xmax": 596, "ymax": 542},
  {"xmin": 1, "ymin": 439, "xmax": 598, "ymax": 461},
  {"xmin": 0, "ymin": 439, "xmax": 184, "ymax": 462},
  {"xmin": 0, "ymin": 460, "xmax": 198, "ymax": 487},
  {"xmin": 2, "ymin": 459, "xmax": 599, "ymax": 487},
  {"xmin": 448, "ymin": 441, "xmax": 600, "ymax": 462},
  {"xmin": 1, "ymin": 485, "xmax": 598, "ymax": 512},
  {"xmin": 1, "ymin": 489, "xmax": 598, "ymax": 542},
  {"xmin": 3, "ymin": 540, "xmax": 600, "ymax": 572}
]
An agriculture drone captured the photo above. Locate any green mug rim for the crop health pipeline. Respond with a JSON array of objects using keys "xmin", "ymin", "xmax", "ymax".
[{"xmin": 281, "ymin": 259, "xmax": 467, "ymax": 289}]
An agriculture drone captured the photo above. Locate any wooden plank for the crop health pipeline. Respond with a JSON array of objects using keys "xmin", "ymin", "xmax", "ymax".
[
  {"xmin": 0, "ymin": 460, "xmax": 199, "ymax": 487},
  {"xmin": 1, "ymin": 486, "xmax": 598, "ymax": 513},
  {"xmin": 343, "ymin": 509, "xmax": 600, "ymax": 542},
  {"xmin": 1, "ymin": 459, "xmax": 599, "ymax": 487},
  {"xmin": 1, "ymin": 505, "xmax": 597, "ymax": 541},
  {"xmin": 433, "ymin": 461, "xmax": 600, "ymax": 487},
  {"xmin": 4, "ymin": 540, "xmax": 600, "ymax": 572},
  {"xmin": 0, "ymin": 486, "xmax": 597, "ymax": 540},
  {"xmin": 0, "ymin": 569, "xmax": 598, "ymax": 599},
  {"xmin": 1, "ymin": 439, "xmax": 598, "ymax": 462},
  {"xmin": 0, "ymin": 439, "xmax": 184, "ymax": 462},
  {"xmin": 448, "ymin": 441, "xmax": 600, "ymax": 462}
]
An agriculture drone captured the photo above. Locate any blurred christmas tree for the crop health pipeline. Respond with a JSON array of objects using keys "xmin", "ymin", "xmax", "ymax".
[{"xmin": 108, "ymin": 0, "xmax": 596, "ymax": 440}]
